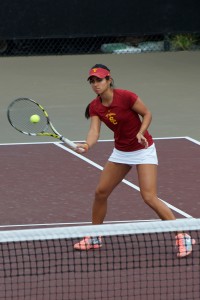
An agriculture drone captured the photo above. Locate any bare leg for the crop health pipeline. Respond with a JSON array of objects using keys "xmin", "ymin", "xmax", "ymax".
[
  {"xmin": 92, "ymin": 162, "xmax": 131, "ymax": 224},
  {"xmin": 136, "ymin": 164, "xmax": 176, "ymax": 220}
]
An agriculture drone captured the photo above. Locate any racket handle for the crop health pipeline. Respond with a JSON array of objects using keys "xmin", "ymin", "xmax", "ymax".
[
  {"xmin": 61, "ymin": 137, "xmax": 85, "ymax": 153},
  {"xmin": 61, "ymin": 137, "xmax": 77, "ymax": 149}
]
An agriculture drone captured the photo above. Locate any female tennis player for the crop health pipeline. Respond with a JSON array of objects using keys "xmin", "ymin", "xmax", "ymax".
[{"xmin": 74, "ymin": 64, "xmax": 195, "ymax": 257}]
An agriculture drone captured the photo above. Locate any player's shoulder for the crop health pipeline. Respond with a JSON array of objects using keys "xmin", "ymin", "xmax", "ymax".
[
  {"xmin": 89, "ymin": 96, "xmax": 101, "ymax": 112},
  {"xmin": 90, "ymin": 96, "xmax": 100, "ymax": 105},
  {"xmin": 114, "ymin": 88, "xmax": 138, "ymax": 99}
]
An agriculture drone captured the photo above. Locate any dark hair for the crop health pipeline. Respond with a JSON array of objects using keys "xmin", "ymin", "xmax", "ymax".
[
  {"xmin": 85, "ymin": 64, "xmax": 114, "ymax": 119},
  {"xmin": 85, "ymin": 103, "xmax": 91, "ymax": 119},
  {"xmin": 91, "ymin": 64, "xmax": 110, "ymax": 71}
]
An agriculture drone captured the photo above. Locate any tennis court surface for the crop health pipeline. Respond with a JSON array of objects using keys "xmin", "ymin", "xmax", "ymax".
[{"xmin": 0, "ymin": 137, "xmax": 200, "ymax": 299}]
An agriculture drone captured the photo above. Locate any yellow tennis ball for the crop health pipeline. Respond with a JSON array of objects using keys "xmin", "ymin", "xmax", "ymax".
[{"xmin": 30, "ymin": 114, "xmax": 40, "ymax": 123}]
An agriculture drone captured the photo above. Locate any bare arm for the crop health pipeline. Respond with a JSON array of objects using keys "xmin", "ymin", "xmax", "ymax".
[
  {"xmin": 132, "ymin": 97, "xmax": 152, "ymax": 148},
  {"xmin": 86, "ymin": 116, "xmax": 101, "ymax": 147},
  {"xmin": 76, "ymin": 116, "xmax": 101, "ymax": 153}
]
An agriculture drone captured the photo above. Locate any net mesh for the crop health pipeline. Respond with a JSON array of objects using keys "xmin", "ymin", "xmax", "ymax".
[
  {"xmin": 0, "ymin": 34, "xmax": 200, "ymax": 56},
  {"xmin": 0, "ymin": 219, "xmax": 199, "ymax": 300}
]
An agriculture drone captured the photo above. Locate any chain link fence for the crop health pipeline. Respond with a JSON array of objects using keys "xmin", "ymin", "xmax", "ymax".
[{"xmin": 0, "ymin": 34, "xmax": 199, "ymax": 56}]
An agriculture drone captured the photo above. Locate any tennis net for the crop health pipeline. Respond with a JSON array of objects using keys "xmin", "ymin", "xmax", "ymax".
[{"xmin": 0, "ymin": 218, "xmax": 199, "ymax": 300}]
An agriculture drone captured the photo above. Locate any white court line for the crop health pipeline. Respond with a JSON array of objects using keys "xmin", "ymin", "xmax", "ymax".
[
  {"xmin": 0, "ymin": 218, "xmax": 191, "ymax": 229},
  {"xmin": 55, "ymin": 141, "xmax": 195, "ymax": 219},
  {"xmin": 185, "ymin": 136, "xmax": 200, "ymax": 146},
  {"xmin": 0, "ymin": 219, "xmax": 162, "ymax": 228},
  {"xmin": 98, "ymin": 136, "xmax": 200, "ymax": 143},
  {"xmin": 1, "ymin": 135, "xmax": 200, "ymax": 146},
  {"xmin": 1, "ymin": 136, "xmax": 199, "ymax": 226}
]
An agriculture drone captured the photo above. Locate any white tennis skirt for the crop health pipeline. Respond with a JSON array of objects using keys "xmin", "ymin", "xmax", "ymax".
[{"xmin": 108, "ymin": 143, "xmax": 158, "ymax": 165}]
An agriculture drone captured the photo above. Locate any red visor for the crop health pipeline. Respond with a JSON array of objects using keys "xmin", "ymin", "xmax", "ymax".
[{"xmin": 88, "ymin": 68, "xmax": 110, "ymax": 80}]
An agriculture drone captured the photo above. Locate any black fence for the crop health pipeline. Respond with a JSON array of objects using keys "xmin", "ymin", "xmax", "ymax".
[{"xmin": 0, "ymin": 0, "xmax": 199, "ymax": 56}]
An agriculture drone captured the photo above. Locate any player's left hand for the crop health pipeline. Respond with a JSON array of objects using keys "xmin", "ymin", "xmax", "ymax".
[{"xmin": 136, "ymin": 132, "xmax": 148, "ymax": 149}]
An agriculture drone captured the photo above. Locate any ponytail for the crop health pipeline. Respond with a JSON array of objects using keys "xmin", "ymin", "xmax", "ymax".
[{"xmin": 85, "ymin": 103, "xmax": 90, "ymax": 119}]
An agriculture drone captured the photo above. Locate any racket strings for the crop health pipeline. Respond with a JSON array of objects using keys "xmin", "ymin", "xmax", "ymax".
[{"xmin": 8, "ymin": 98, "xmax": 48, "ymax": 134}]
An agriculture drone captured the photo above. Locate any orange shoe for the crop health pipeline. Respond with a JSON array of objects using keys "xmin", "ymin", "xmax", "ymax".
[
  {"xmin": 74, "ymin": 236, "xmax": 102, "ymax": 250},
  {"xmin": 175, "ymin": 233, "xmax": 196, "ymax": 258}
]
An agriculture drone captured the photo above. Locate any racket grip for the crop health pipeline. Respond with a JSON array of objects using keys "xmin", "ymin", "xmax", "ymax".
[
  {"xmin": 61, "ymin": 137, "xmax": 77, "ymax": 149},
  {"xmin": 61, "ymin": 137, "xmax": 85, "ymax": 153}
]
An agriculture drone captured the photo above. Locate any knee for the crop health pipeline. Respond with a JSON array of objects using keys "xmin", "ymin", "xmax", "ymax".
[
  {"xmin": 141, "ymin": 191, "xmax": 157, "ymax": 206},
  {"xmin": 95, "ymin": 186, "xmax": 109, "ymax": 200}
]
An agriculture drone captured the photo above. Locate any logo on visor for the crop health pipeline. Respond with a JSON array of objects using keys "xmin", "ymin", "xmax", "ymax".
[{"xmin": 92, "ymin": 68, "xmax": 98, "ymax": 72}]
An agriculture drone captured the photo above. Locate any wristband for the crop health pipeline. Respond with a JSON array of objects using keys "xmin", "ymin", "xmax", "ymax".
[{"xmin": 83, "ymin": 143, "xmax": 89, "ymax": 150}]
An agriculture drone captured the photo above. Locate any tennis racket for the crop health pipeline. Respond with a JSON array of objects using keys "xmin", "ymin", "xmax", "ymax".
[{"xmin": 7, "ymin": 97, "xmax": 79, "ymax": 150}]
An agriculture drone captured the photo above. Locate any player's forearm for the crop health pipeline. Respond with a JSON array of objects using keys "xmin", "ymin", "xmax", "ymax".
[
  {"xmin": 139, "ymin": 111, "xmax": 152, "ymax": 134},
  {"xmin": 86, "ymin": 129, "xmax": 100, "ymax": 149}
]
